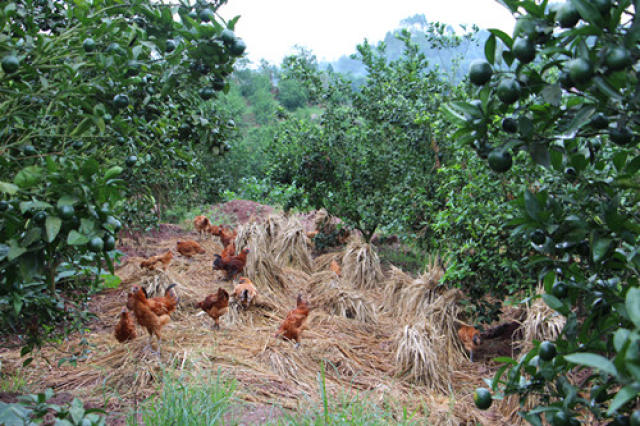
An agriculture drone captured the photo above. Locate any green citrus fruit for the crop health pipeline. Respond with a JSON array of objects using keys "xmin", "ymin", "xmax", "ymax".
[
  {"xmin": 22, "ymin": 145, "xmax": 37, "ymax": 156},
  {"xmin": 552, "ymin": 281, "xmax": 568, "ymax": 298},
  {"xmin": 568, "ymin": 58, "xmax": 593, "ymax": 85},
  {"xmin": 72, "ymin": 140, "xmax": 84, "ymax": 149},
  {"xmin": 89, "ymin": 236, "xmax": 104, "ymax": 252},
  {"xmin": 125, "ymin": 155, "xmax": 137, "ymax": 167},
  {"xmin": 199, "ymin": 87, "xmax": 215, "ymax": 100},
  {"xmin": 539, "ymin": 341, "xmax": 557, "ymax": 361},
  {"xmin": 103, "ymin": 235, "xmax": 116, "ymax": 251},
  {"xmin": 557, "ymin": 3, "xmax": 580, "ymax": 28},
  {"xmin": 0, "ymin": 201, "xmax": 8, "ymax": 212},
  {"xmin": 106, "ymin": 43, "xmax": 124, "ymax": 56},
  {"xmin": 496, "ymin": 78, "xmax": 521, "ymax": 104},
  {"xmin": 513, "ymin": 38, "xmax": 536, "ymax": 64},
  {"xmin": 590, "ymin": 113, "xmax": 609, "ymax": 129},
  {"xmin": 58, "ymin": 205, "xmax": 75, "ymax": 220},
  {"xmin": 610, "ymin": 126, "xmax": 633, "ymax": 146},
  {"xmin": 116, "ymin": 136, "xmax": 126, "ymax": 145},
  {"xmin": 531, "ymin": 229, "xmax": 546, "ymax": 245},
  {"xmin": 630, "ymin": 410, "xmax": 640, "ymax": 426},
  {"xmin": 82, "ymin": 38, "xmax": 96, "ymax": 52},
  {"xmin": 2, "ymin": 55, "xmax": 19, "ymax": 74},
  {"xmin": 212, "ymin": 78, "xmax": 225, "ymax": 91},
  {"xmin": 594, "ymin": 0, "xmax": 612, "ymax": 15},
  {"xmin": 105, "ymin": 215, "xmax": 122, "ymax": 232},
  {"xmin": 113, "ymin": 94, "xmax": 130, "ymax": 109},
  {"xmin": 187, "ymin": 10, "xmax": 197, "ymax": 19},
  {"xmin": 229, "ymin": 38, "xmax": 246, "ymax": 56},
  {"xmin": 488, "ymin": 149, "xmax": 513, "ymax": 172},
  {"xmin": 473, "ymin": 388, "xmax": 492, "ymax": 410},
  {"xmin": 565, "ymin": 167, "xmax": 577, "ymax": 177},
  {"xmin": 33, "ymin": 211, "xmax": 47, "ymax": 224},
  {"xmin": 165, "ymin": 39, "xmax": 176, "ymax": 52},
  {"xmin": 592, "ymin": 297, "xmax": 611, "ymax": 315},
  {"xmin": 606, "ymin": 47, "xmax": 633, "ymax": 72},
  {"xmin": 469, "ymin": 59, "xmax": 493, "ymax": 86},
  {"xmin": 502, "ymin": 117, "xmax": 518, "ymax": 133},
  {"xmin": 220, "ymin": 29, "xmax": 235, "ymax": 45},
  {"xmin": 199, "ymin": 8, "xmax": 213, "ymax": 22},
  {"xmin": 102, "ymin": 113, "xmax": 112, "ymax": 123},
  {"xmin": 227, "ymin": 119, "xmax": 235, "ymax": 128},
  {"xmin": 550, "ymin": 411, "xmax": 570, "ymax": 426}
]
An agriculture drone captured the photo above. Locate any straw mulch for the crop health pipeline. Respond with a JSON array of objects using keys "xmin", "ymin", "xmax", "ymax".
[{"xmin": 0, "ymin": 212, "xmax": 547, "ymax": 424}]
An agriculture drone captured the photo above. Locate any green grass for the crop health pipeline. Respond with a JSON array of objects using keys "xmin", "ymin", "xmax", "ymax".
[
  {"xmin": 377, "ymin": 244, "xmax": 430, "ymax": 275},
  {"xmin": 129, "ymin": 371, "xmax": 237, "ymax": 426},
  {"xmin": 0, "ymin": 366, "xmax": 28, "ymax": 393},
  {"xmin": 163, "ymin": 204, "xmax": 237, "ymax": 229}
]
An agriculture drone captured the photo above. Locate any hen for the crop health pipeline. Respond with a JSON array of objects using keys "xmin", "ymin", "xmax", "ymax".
[
  {"xmin": 139, "ymin": 250, "xmax": 173, "ymax": 271},
  {"xmin": 126, "ymin": 284, "xmax": 178, "ymax": 354},
  {"xmin": 275, "ymin": 294, "xmax": 312, "ymax": 348},
  {"xmin": 196, "ymin": 287, "xmax": 230, "ymax": 329},
  {"xmin": 193, "ymin": 215, "xmax": 212, "ymax": 239},
  {"xmin": 457, "ymin": 325, "xmax": 483, "ymax": 362},
  {"xmin": 218, "ymin": 226, "xmax": 237, "ymax": 248},
  {"xmin": 176, "ymin": 240, "xmax": 206, "ymax": 257},
  {"xmin": 329, "ymin": 259, "xmax": 341, "ymax": 277},
  {"xmin": 114, "ymin": 307, "xmax": 137, "ymax": 343},
  {"xmin": 232, "ymin": 277, "xmax": 258, "ymax": 308},
  {"xmin": 212, "ymin": 248, "xmax": 250, "ymax": 281}
]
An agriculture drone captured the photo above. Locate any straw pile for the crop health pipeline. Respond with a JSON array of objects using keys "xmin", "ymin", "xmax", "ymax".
[
  {"xmin": 342, "ymin": 242, "xmax": 384, "ymax": 289},
  {"xmin": 515, "ymin": 288, "xmax": 566, "ymax": 353},
  {"xmin": 0, "ymin": 211, "xmax": 527, "ymax": 424}
]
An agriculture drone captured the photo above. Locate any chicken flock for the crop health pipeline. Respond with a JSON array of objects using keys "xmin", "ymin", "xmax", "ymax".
[
  {"xmin": 116, "ymin": 215, "xmax": 312, "ymax": 355},
  {"xmin": 118, "ymin": 214, "xmax": 483, "ymax": 360}
]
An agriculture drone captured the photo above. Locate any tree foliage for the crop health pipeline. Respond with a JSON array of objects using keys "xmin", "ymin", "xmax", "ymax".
[
  {"xmin": 450, "ymin": 0, "xmax": 640, "ymax": 422},
  {"xmin": 0, "ymin": 0, "xmax": 242, "ymax": 348}
]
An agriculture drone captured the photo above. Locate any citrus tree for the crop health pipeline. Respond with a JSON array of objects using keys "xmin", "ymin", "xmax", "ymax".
[
  {"xmin": 0, "ymin": 0, "xmax": 243, "ymax": 350},
  {"xmin": 447, "ymin": 0, "xmax": 640, "ymax": 422}
]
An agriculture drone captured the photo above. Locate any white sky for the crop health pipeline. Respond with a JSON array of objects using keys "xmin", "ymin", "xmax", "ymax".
[{"xmin": 218, "ymin": 0, "xmax": 516, "ymax": 65}]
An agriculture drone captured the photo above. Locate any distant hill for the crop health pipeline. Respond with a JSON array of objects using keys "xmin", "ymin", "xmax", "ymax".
[{"xmin": 320, "ymin": 14, "xmax": 489, "ymax": 82}]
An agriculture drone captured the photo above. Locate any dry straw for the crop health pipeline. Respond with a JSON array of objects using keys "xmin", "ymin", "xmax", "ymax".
[
  {"xmin": 342, "ymin": 242, "xmax": 384, "ymax": 289},
  {"xmin": 516, "ymin": 287, "xmax": 566, "ymax": 353}
]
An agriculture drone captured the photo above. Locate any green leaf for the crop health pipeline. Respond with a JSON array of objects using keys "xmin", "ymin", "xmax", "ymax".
[
  {"xmin": 550, "ymin": 149, "xmax": 564, "ymax": 172},
  {"xmin": 45, "ymin": 216, "xmax": 62, "ymax": 243},
  {"xmin": 607, "ymin": 385, "xmax": 639, "ymax": 415},
  {"xmin": 542, "ymin": 294, "xmax": 565, "ymax": 312},
  {"xmin": 564, "ymin": 353, "xmax": 618, "ymax": 377},
  {"xmin": 19, "ymin": 200, "xmax": 52, "ymax": 214},
  {"xmin": 563, "ymin": 105, "xmax": 596, "ymax": 135},
  {"xmin": 67, "ymin": 230, "xmax": 89, "ymax": 246},
  {"xmin": 485, "ymin": 34, "xmax": 496, "ymax": 65},
  {"xmin": 0, "ymin": 181, "xmax": 19, "ymax": 194},
  {"xmin": 524, "ymin": 190, "xmax": 541, "ymax": 221},
  {"xmin": 626, "ymin": 288, "xmax": 640, "ymax": 329},
  {"xmin": 101, "ymin": 274, "xmax": 121, "ymax": 288},
  {"xmin": 613, "ymin": 328, "xmax": 631, "ymax": 352},
  {"xmin": 540, "ymin": 84, "xmax": 562, "ymax": 106},
  {"xmin": 592, "ymin": 236, "xmax": 612, "ymax": 262},
  {"xmin": 593, "ymin": 76, "xmax": 623, "ymax": 102},
  {"xmin": 488, "ymin": 28, "xmax": 513, "ymax": 48},
  {"xmin": 0, "ymin": 244, "xmax": 8, "ymax": 261},
  {"xmin": 104, "ymin": 166, "xmax": 123, "ymax": 180},
  {"xmin": 528, "ymin": 142, "xmax": 550, "ymax": 168},
  {"xmin": 57, "ymin": 195, "xmax": 79, "ymax": 207},
  {"xmin": 70, "ymin": 117, "xmax": 93, "ymax": 137},
  {"xmin": 14, "ymin": 166, "xmax": 42, "ymax": 188},
  {"xmin": 8, "ymin": 240, "xmax": 26, "ymax": 261},
  {"xmin": 570, "ymin": 0, "xmax": 604, "ymax": 27}
]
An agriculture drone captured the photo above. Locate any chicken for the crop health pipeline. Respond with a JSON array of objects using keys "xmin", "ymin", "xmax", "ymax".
[
  {"xmin": 457, "ymin": 325, "xmax": 483, "ymax": 362},
  {"xmin": 329, "ymin": 260, "xmax": 341, "ymax": 277},
  {"xmin": 219, "ymin": 226, "xmax": 237, "ymax": 248},
  {"xmin": 126, "ymin": 285, "xmax": 178, "ymax": 354},
  {"xmin": 207, "ymin": 223, "xmax": 221, "ymax": 237},
  {"xmin": 139, "ymin": 250, "xmax": 173, "ymax": 271},
  {"xmin": 212, "ymin": 248, "xmax": 250, "ymax": 281},
  {"xmin": 196, "ymin": 287, "xmax": 230, "ymax": 329},
  {"xmin": 114, "ymin": 307, "xmax": 137, "ymax": 343},
  {"xmin": 306, "ymin": 230, "xmax": 318, "ymax": 240},
  {"xmin": 193, "ymin": 215, "xmax": 211, "ymax": 239},
  {"xmin": 275, "ymin": 294, "xmax": 312, "ymax": 348},
  {"xmin": 232, "ymin": 277, "xmax": 258, "ymax": 308},
  {"xmin": 127, "ymin": 283, "xmax": 179, "ymax": 317},
  {"xmin": 176, "ymin": 240, "xmax": 206, "ymax": 257}
]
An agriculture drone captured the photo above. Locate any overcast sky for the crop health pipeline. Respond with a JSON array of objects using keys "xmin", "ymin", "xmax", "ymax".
[{"xmin": 218, "ymin": 0, "xmax": 516, "ymax": 65}]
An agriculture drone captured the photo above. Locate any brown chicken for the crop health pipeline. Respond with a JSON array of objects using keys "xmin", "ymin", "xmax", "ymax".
[
  {"xmin": 232, "ymin": 277, "xmax": 258, "ymax": 308},
  {"xmin": 139, "ymin": 250, "xmax": 173, "ymax": 271},
  {"xmin": 212, "ymin": 247, "xmax": 250, "ymax": 281},
  {"xmin": 207, "ymin": 223, "xmax": 221, "ymax": 237},
  {"xmin": 176, "ymin": 240, "xmax": 206, "ymax": 257},
  {"xmin": 193, "ymin": 215, "xmax": 212, "ymax": 239},
  {"xmin": 219, "ymin": 226, "xmax": 237, "ymax": 248},
  {"xmin": 126, "ymin": 284, "xmax": 178, "ymax": 353},
  {"xmin": 329, "ymin": 260, "xmax": 341, "ymax": 277},
  {"xmin": 458, "ymin": 325, "xmax": 483, "ymax": 362},
  {"xmin": 275, "ymin": 294, "xmax": 312, "ymax": 348},
  {"xmin": 114, "ymin": 307, "xmax": 137, "ymax": 343},
  {"xmin": 306, "ymin": 230, "xmax": 318, "ymax": 239},
  {"xmin": 196, "ymin": 287, "xmax": 230, "ymax": 329}
]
